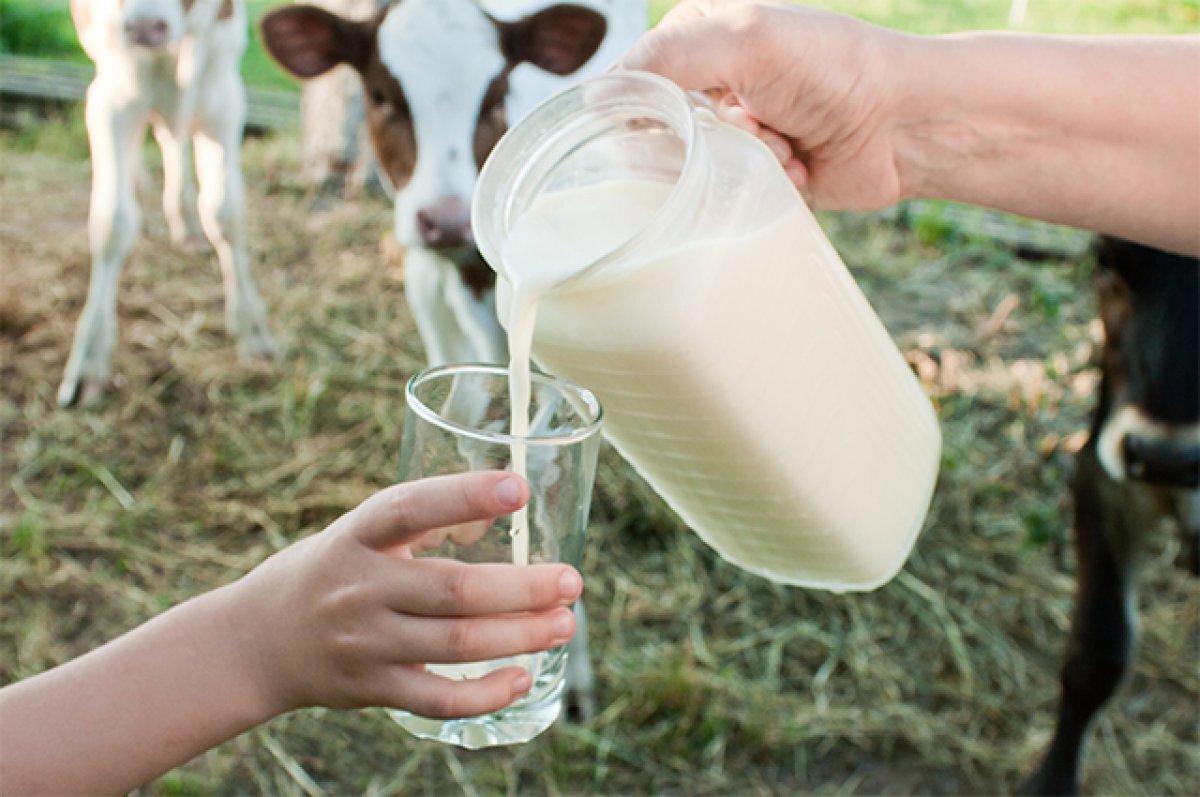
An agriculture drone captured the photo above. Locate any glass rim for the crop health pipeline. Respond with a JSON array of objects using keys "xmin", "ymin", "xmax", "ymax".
[{"xmin": 404, "ymin": 362, "xmax": 604, "ymax": 447}]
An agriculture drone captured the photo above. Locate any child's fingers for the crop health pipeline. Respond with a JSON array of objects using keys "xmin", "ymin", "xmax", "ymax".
[
  {"xmin": 349, "ymin": 472, "xmax": 528, "ymax": 549},
  {"xmin": 387, "ymin": 665, "xmax": 537, "ymax": 719},
  {"xmin": 385, "ymin": 607, "xmax": 577, "ymax": 665},
  {"xmin": 386, "ymin": 559, "xmax": 583, "ymax": 617}
]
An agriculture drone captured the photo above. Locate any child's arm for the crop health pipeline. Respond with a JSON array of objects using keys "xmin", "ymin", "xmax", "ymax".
[{"xmin": 0, "ymin": 472, "xmax": 581, "ymax": 795}]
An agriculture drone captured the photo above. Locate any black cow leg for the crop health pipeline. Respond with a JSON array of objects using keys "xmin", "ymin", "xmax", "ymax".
[{"xmin": 1026, "ymin": 450, "xmax": 1143, "ymax": 796}]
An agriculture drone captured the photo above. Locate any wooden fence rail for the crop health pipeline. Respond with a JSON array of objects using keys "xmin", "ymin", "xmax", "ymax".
[{"xmin": 0, "ymin": 54, "xmax": 299, "ymax": 132}]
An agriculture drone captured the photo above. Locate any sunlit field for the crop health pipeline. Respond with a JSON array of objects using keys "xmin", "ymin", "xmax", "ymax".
[{"xmin": 1, "ymin": 1, "xmax": 1197, "ymax": 794}]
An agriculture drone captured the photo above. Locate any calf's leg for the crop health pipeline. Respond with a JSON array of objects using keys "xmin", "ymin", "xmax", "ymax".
[
  {"xmin": 563, "ymin": 601, "xmax": 596, "ymax": 721},
  {"xmin": 1027, "ymin": 446, "xmax": 1149, "ymax": 795},
  {"xmin": 193, "ymin": 77, "xmax": 276, "ymax": 361},
  {"xmin": 153, "ymin": 121, "xmax": 206, "ymax": 251},
  {"xmin": 59, "ymin": 88, "xmax": 144, "ymax": 407}
]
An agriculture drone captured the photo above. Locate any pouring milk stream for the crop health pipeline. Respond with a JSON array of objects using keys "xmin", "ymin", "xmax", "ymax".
[
  {"xmin": 482, "ymin": 72, "xmax": 941, "ymax": 592},
  {"xmin": 503, "ymin": 180, "xmax": 672, "ymax": 563}
]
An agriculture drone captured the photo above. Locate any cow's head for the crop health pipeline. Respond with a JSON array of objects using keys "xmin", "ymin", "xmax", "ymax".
[
  {"xmin": 1093, "ymin": 238, "xmax": 1200, "ymax": 489},
  {"xmin": 262, "ymin": 0, "xmax": 606, "ymax": 254},
  {"xmin": 74, "ymin": 0, "xmax": 231, "ymax": 48}
]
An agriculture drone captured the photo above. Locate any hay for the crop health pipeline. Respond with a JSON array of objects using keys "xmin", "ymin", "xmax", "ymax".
[{"xmin": 1, "ymin": 122, "xmax": 1197, "ymax": 796}]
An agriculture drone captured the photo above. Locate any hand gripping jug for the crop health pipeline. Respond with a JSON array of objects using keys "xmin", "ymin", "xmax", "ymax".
[{"xmin": 473, "ymin": 71, "xmax": 941, "ymax": 591}]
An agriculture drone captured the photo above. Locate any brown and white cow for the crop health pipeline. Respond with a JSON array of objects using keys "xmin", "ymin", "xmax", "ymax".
[
  {"xmin": 60, "ymin": 0, "xmax": 277, "ymax": 407},
  {"xmin": 1028, "ymin": 238, "xmax": 1199, "ymax": 795},
  {"xmin": 261, "ymin": 0, "xmax": 646, "ymax": 720},
  {"xmin": 261, "ymin": 0, "xmax": 643, "ymax": 368}
]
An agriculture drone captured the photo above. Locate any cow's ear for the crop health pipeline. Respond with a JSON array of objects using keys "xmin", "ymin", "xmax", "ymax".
[
  {"xmin": 260, "ymin": 5, "xmax": 371, "ymax": 79},
  {"xmin": 500, "ymin": 4, "xmax": 607, "ymax": 76}
]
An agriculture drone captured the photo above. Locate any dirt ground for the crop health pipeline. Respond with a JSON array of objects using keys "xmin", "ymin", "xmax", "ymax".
[{"xmin": 1, "ymin": 125, "xmax": 1197, "ymax": 796}]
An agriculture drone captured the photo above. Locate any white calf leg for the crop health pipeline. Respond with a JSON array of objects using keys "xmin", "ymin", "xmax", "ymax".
[
  {"xmin": 404, "ymin": 249, "xmax": 472, "ymax": 366},
  {"xmin": 442, "ymin": 278, "xmax": 507, "ymax": 365},
  {"xmin": 565, "ymin": 601, "xmax": 597, "ymax": 721},
  {"xmin": 192, "ymin": 126, "xmax": 276, "ymax": 360},
  {"xmin": 153, "ymin": 121, "xmax": 205, "ymax": 251},
  {"xmin": 58, "ymin": 91, "xmax": 143, "ymax": 407}
]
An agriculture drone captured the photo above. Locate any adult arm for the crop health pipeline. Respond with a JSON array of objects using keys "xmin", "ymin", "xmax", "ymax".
[{"xmin": 621, "ymin": 1, "xmax": 1200, "ymax": 255}]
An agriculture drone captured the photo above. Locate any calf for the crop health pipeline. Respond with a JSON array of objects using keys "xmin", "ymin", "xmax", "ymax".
[
  {"xmin": 261, "ymin": 0, "xmax": 641, "ymax": 367},
  {"xmin": 261, "ymin": 0, "xmax": 646, "ymax": 720},
  {"xmin": 60, "ymin": 0, "xmax": 276, "ymax": 407},
  {"xmin": 1028, "ymin": 237, "xmax": 1200, "ymax": 795}
]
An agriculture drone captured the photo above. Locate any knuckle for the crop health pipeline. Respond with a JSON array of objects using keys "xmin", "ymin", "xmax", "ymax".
[
  {"xmin": 425, "ymin": 689, "xmax": 463, "ymax": 719},
  {"xmin": 528, "ymin": 567, "xmax": 558, "ymax": 608},
  {"xmin": 445, "ymin": 620, "xmax": 479, "ymax": 661},
  {"xmin": 441, "ymin": 566, "xmax": 476, "ymax": 613},
  {"xmin": 461, "ymin": 479, "xmax": 493, "ymax": 520},
  {"xmin": 730, "ymin": 3, "xmax": 767, "ymax": 34},
  {"xmin": 385, "ymin": 489, "xmax": 420, "ymax": 530},
  {"xmin": 535, "ymin": 619, "xmax": 561, "ymax": 652},
  {"xmin": 329, "ymin": 628, "xmax": 365, "ymax": 669},
  {"xmin": 317, "ymin": 583, "xmax": 362, "ymax": 624}
]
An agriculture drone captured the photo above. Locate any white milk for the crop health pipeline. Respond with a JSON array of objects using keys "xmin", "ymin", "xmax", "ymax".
[
  {"xmin": 498, "ymin": 178, "xmax": 941, "ymax": 591},
  {"xmin": 502, "ymin": 181, "xmax": 670, "ymax": 565},
  {"xmin": 427, "ymin": 653, "xmax": 544, "ymax": 683}
]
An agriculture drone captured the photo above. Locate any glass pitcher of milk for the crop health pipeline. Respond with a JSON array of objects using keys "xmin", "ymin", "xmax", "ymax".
[{"xmin": 473, "ymin": 71, "xmax": 941, "ymax": 592}]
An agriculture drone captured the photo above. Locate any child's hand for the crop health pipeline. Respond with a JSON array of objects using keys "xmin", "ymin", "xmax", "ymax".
[{"xmin": 228, "ymin": 471, "xmax": 582, "ymax": 719}]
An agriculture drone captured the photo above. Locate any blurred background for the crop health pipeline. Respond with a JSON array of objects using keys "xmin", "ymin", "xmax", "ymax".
[{"xmin": 1, "ymin": 1, "xmax": 1197, "ymax": 794}]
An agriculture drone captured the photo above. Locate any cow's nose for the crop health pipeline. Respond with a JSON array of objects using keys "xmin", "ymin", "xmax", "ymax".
[
  {"xmin": 125, "ymin": 18, "xmax": 170, "ymax": 47},
  {"xmin": 1123, "ymin": 433, "xmax": 1200, "ymax": 489},
  {"xmin": 416, "ymin": 198, "xmax": 472, "ymax": 251}
]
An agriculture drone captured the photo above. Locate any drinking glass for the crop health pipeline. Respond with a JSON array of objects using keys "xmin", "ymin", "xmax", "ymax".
[{"xmin": 389, "ymin": 362, "xmax": 603, "ymax": 749}]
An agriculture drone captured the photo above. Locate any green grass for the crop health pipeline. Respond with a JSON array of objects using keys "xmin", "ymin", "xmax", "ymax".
[
  {"xmin": 1, "ymin": 1, "xmax": 1198, "ymax": 794},
  {"xmin": 649, "ymin": 0, "xmax": 1198, "ymax": 33},
  {"xmin": 2, "ymin": 109, "xmax": 1197, "ymax": 796}
]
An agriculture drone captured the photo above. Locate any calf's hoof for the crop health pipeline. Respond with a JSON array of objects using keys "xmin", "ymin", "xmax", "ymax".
[
  {"xmin": 171, "ymin": 232, "xmax": 212, "ymax": 255},
  {"xmin": 57, "ymin": 372, "xmax": 107, "ymax": 408},
  {"xmin": 562, "ymin": 684, "xmax": 596, "ymax": 724},
  {"xmin": 234, "ymin": 319, "xmax": 280, "ymax": 362},
  {"xmin": 1022, "ymin": 765, "xmax": 1079, "ymax": 797}
]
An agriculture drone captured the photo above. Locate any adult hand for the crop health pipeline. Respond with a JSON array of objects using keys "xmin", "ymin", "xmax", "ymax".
[
  {"xmin": 230, "ymin": 471, "xmax": 582, "ymax": 719},
  {"xmin": 623, "ymin": 0, "xmax": 1200, "ymax": 255},
  {"xmin": 620, "ymin": 0, "xmax": 907, "ymax": 210}
]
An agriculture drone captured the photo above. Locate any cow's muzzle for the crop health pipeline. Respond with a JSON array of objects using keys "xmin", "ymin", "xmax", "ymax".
[
  {"xmin": 1123, "ymin": 434, "xmax": 1200, "ymax": 489},
  {"xmin": 416, "ymin": 198, "xmax": 473, "ymax": 252},
  {"xmin": 1097, "ymin": 406, "xmax": 1200, "ymax": 488},
  {"xmin": 125, "ymin": 17, "xmax": 171, "ymax": 48}
]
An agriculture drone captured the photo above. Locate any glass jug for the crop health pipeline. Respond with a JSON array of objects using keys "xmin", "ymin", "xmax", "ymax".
[{"xmin": 473, "ymin": 71, "xmax": 941, "ymax": 591}]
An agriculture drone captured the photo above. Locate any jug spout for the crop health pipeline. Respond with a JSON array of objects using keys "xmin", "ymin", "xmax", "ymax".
[{"xmin": 473, "ymin": 71, "xmax": 713, "ymax": 289}]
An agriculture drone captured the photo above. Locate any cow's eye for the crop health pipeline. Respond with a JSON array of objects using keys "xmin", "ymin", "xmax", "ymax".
[{"xmin": 368, "ymin": 88, "xmax": 386, "ymax": 106}]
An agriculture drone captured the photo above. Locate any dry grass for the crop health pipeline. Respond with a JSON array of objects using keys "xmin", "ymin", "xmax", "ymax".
[{"xmin": 1, "ymin": 118, "xmax": 1197, "ymax": 796}]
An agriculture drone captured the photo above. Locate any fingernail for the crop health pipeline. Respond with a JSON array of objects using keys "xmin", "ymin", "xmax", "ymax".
[
  {"xmin": 552, "ymin": 609, "xmax": 575, "ymax": 639},
  {"xmin": 767, "ymin": 137, "xmax": 791, "ymax": 163},
  {"xmin": 718, "ymin": 105, "xmax": 756, "ymax": 133},
  {"xmin": 785, "ymin": 160, "xmax": 809, "ymax": 188},
  {"xmin": 512, "ymin": 671, "xmax": 532, "ymax": 696},
  {"xmin": 495, "ymin": 475, "xmax": 522, "ymax": 508},
  {"xmin": 559, "ymin": 567, "xmax": 582, "ymax": 600}
]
